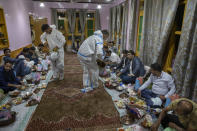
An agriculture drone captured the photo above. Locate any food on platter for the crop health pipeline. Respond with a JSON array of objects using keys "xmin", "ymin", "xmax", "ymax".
[
  {"xmin": 104, "ymin": 78, "xmax": 110, "ymax": 82},
  {"xmin": 118, "ymin": 127, "xmax": 133, "ymax": 131},
  {"xmin": 128, "ymin": 89, "xmax": 137, "ymax": 96},
  {"xmin": 37, "ymin": 83, "xmax": 47, "ymax": 89},
  {"xmin": 114, "ymin": 99, "xmax": 128, "ymax": 109},
  {"xmin": 116, "ymin": 86, "xmax": 124, "ymax": 91},
  {"xmin": 42, "ymin": 83, "xmax": 47, "ymax": 88},
  {"xmin": 26, "ymin": 99, "xmax": 39, "ymax": 106},
  {"xmin": 21, "ymin": 92, "xmax": 33, "ymax": 100},
  {"xmin": 141, "ymin": 114, "xmax": 153, "ymax": 128},
  {"xmin": 111, "ymin": 82, "xmax": 118, "ymax": 88},
  {"xmin": 0, "ymin": 103, "xmax": 11, "ymax": 110},
  {"xmin": 34, "ymin": 80, "xmax": 40, "ymax": 85},
  {"xmin": 9, "ymin": 90, "xmax": 20, "ymax": 97},
  {"xmin": 129, "ymin": 96, "xmax": 138, "ymax": 103},
  {"xmin": 28, "ymin": 84, "xmax": 35, "ymax": 88},
  {"xmin": 119, "ymin": 93, "xmax": 129, "ymax": 99},
  {"xmin": 120, "ymin": 115, "xmax": 135, "ymax": 125},
  {"xmin": 129, "ymin": 97, "xmax": 146, "ymax": 108},
  {"xmin": 33, "ymin": 88, "xmax": 41, "ymax": 94},
  {"xmin": 19, "ymin": 86, "xmax": 27, "ymax": 91},
  {"xmin": 41, "ymin": 71, "xmax": 47, "ymax": 75},
  {"xmin": 135, "ymin": 100, "xmax": 146, "ymax": 107},
  {"xmin": 12, "ymin": 97, "xmax": 22, "ymax": 105},
  {"xmin": 41, "ymin": 75, "xmax": 46, "ymax": 80}
]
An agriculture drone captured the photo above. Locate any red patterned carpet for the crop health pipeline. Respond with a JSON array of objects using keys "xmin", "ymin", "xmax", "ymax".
[{"xmin": 26, "ymin": 53, "xmax": 121, "ymax": 131}]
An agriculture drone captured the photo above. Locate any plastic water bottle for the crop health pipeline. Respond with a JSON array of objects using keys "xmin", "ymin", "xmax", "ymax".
[
  {"xmin": 81, "ymin": 87, "xmax": 93, "ymax": 93},
  {"xmin": 134, "ymin": 79, "xmax": 140, "ymax": 91},
  {"xmin": 120, "ymin": 82, "xmax": 126, "ymax": 89},
  {"xmin": 111, "ymin": 72, "xmax": 117, "ymax": 80}
]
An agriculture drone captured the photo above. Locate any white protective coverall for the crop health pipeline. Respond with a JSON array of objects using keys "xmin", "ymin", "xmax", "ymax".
[
  {"xmin": 77, "ymin": 30, "xmax": 104, "ymax": 88},
  {"xmin": 40, "ymin": 25, "xmax": 66, "ymax": 79}
]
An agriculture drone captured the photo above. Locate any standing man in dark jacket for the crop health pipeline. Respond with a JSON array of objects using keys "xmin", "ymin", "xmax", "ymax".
[{"xmin": 117, "ymin": 50, "xmax": 145, "ymax": 84}]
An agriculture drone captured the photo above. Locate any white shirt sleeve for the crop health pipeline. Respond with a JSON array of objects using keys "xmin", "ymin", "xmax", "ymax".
[
  {"xmin": 40, "ymin": 33, "xmax": 47, "ymax": 44},
  {"xmin": 139, "ymin": 75, "xmax": 152, "ymax": 91},
  {"xmin": 164, "ymin": 77, "xmax": 176, "ymax": 98},
  {"xmin": 55, "ymin": 30, "xmax": 66, "ymax": 48},
  {"xmin": 117, "ymin": 57, "xmax": 121, "ymax": 64}
]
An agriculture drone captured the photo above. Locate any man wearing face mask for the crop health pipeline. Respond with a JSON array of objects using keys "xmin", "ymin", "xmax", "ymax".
[
  {"xmin": 78, "ymin": 30, "xmax": 109, "ymax": 91},
  {"xmin": 137, "ymin": 63, "xmax": 176, "ymax": 106},
  {"xmin": 40, "ymin": 24, "xmax": 66, "ymax": 81},
  {"xmin": 0, "ymin": 61, "xmax": 22, "ymax": 93}
]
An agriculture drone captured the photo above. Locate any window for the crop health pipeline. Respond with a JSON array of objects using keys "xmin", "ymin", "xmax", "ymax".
[{"xmin": 85, "ymin": 12, "xmax": 95, "ymax": 37}]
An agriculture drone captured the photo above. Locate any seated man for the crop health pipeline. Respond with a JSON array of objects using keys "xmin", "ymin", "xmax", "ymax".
[
  {"xmin": 2, "ymin": 48, "xmax": 31, "ymax": 78},
  {"xmin": 108, "ymin": 41, "xmax": 117, "ymax": 53},
  {"xmin": 0, "ymin": 61, "xmax": 22, "ymax": 93},
  {"xmin": 116, "ymin": 50, "xmax": 129, "ymax": 71},
  {"xmin": 104, "ymin": 50, "xmax": 121, "ymax": 66},
  {"xmin": 138, "ymin": 63, "xmax": 176, "ymax": 107},
  {"xmin": 151, "ymin": 98, "xmax": 197, "ymax": 131},
  {"xmin": 102, "ymin": 46, "xmax": 109, "ymax": 60},
  {"xmin": 35, "ymin": 44, "xmax": 46, "ymax": 59},
  {"xmin": 16, "ymin": 47, "xmax": 31, "ymax": 60},
  {"xmin": 117, "ymin": 50, "xmax": 145, "ymax": 84},
  {"xmin": 29, "ymin": 46, "xmax": 39, "ymax": 65}
]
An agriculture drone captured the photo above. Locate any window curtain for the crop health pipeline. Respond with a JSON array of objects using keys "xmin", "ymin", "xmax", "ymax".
[
  {"xmin": 139, "ymin": 0, "xmax": 179, "ymax": 66},
  {"xmin": 67, "ymin": 9, "xmax": 76, "ymax": 48},
  {"xmin": 128, "ymin": 0, "xmax": 138, "ymax": 50},
  {"xmin": 111, "ymin": 6, "xmax": 117, "ymax": 41},
  {"xmin": 51, "ymin": 8, "xmax": 58, "ymax": 28},
  {"xmin": 109, "ymin": 8, "xmax": 113, "ymax": 41},
  {"xmin": 79, "ymin": 10, "xmax": 87, "ymax": 42},
  {"xmin": 95, "ymin": 10, "xmax": 101, "ymax": 30},
  {"xmin": 172, "ymin": 0, "xmax": 197, "ymax": 102},
  {"xmin": 115, "ymin": 5, "xmax": 121, "ymax": 50},
  {"xmin": 120, "ymin": 1, "xmax": 129, "ymax": 52}
]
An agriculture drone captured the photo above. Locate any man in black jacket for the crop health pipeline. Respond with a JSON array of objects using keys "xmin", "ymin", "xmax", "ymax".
[
  {"xmin": 116, "ymin": 50, "xmax": 129, "ymax": 71},
  {"xmin": 117, "ymin": 50, "xmax": 145, "ymax": 84}
]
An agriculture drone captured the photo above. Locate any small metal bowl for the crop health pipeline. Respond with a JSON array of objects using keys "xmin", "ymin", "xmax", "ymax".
[{"xmin": 116, "ymin": 86, "xmax": 124, "ymax": 91}]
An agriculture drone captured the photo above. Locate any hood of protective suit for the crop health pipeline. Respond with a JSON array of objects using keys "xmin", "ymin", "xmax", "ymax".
[
  {"xmin": 50, "ymin": 25, "xmax": 56, "ymax": 29},
  {"xmin": 94, "ymin": 30, "xmax": 103, "ymax": 39}
]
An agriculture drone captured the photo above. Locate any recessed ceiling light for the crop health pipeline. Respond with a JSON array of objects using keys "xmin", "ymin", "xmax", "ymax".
[
  {"xmin": 40, "ymin": 2, "xmax": 45, "ymax": 7},
  {"xmin": 106, "ymin": 0, "xmax": 111, "ymax": 2},
  {"xmin": 97, "ymin": 5, "xmax": 102, "ymax": 9}
]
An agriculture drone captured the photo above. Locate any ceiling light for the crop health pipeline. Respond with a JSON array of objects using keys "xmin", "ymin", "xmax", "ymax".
[
  {"xmin": 40, "ymin": 2, "xmax": 45, "ymax": 7},
  {"xmin": 97, "ymin": 5, "xmax": 102, "ymax": 9},
  {"xmin": 106, "ymin": 0, "xmax": 111, "ymax": 2}
]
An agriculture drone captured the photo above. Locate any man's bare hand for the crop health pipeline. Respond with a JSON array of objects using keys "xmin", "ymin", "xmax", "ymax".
[
  {"xmin": 137, "ymin": 90, "xmax": 141, "ymax": 97},
  {"xmin": 159, "ymin": 95, "xmax": 166, "ymax": 101},
  {"xmin": 53, "ymin": 46, "xmax": 59, "ymax": 52}
]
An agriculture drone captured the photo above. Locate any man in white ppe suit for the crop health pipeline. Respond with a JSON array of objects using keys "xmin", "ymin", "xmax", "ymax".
[
  {"xmin": 40, "ymin": 24, "xmax": 66, "ymax": 81},
  {"xmin": 78, "ymin": 30, "xmax": 109, "ymax": 91}
]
